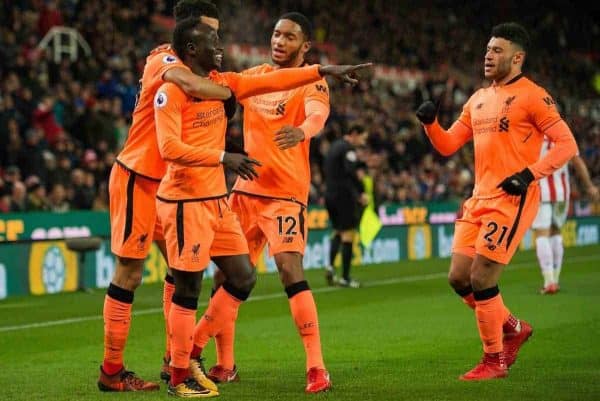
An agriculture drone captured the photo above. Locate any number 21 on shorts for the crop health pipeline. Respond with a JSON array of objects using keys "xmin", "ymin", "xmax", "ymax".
[{"xmin": 483, "ymin": 221, "xmax": 509, "ymax": 250}]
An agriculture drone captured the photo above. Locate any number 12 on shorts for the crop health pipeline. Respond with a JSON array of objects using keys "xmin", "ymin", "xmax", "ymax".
[
  {"xmin": 483, "ymin": 221, "xmax": 509, "ymax": 250},
  {"xmin": 277, "ymin": 215, "xmax": 297, "ymax": 236}
]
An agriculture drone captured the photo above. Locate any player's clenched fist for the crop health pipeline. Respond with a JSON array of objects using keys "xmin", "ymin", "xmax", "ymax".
[
  {"xmin": 415, "ymin": 100, "xmax": 437, "ymax": 125},
  {"xmin": 222, "ymin": 153, "xmax": 262, "ymax": 180}
]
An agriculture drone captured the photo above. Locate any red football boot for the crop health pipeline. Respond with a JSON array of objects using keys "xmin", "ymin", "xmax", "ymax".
[
  {"xmin": 207, "ymin": 364, "xmax": 240, "ymax": 383},
  {"xmin": 459, "ymin": 353, "xmax": 508, "ymax": 381},
  {"xmin": 98, "ymin": 366, "xmax": 160, "ymax": 391},
  {"xmin": 305, "ymin": 367, "xmax": 332, "ymax": 393},
  {"xmin": 504, "ymin": 320, "xmax": 533, "ymax": 367}
]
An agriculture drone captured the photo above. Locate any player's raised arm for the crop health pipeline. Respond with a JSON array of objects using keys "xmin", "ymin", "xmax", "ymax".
[
  {"xmin": 164, "ymin": 66, "xmax": 232, "ymax": 100},
  {"xmin": 154, "ymin": 83, "xmax": 222, "ymax": 167},
  {"xmin": 415, "ymin": 100, "xmax": 473, "ymax": 156}
]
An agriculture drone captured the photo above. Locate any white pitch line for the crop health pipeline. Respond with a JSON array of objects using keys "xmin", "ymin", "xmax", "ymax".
[
  {"xmin": 1, "ymin": 254, "xmax": 598, "ymax": 333},
  {"xmin": 0, "ymin": 302, "xmax": 41, "ymax": 309}
]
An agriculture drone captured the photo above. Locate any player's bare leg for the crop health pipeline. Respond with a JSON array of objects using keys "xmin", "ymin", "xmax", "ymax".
[
  {"xmin": 275, "ymin": 252, "xmax": 331, "ymax": 393},
  {"xmin": 448, "ymin": 252, "xmax": 476, "ymax": 307},
  {"xmin": 98, "ymin": 257, "xmax": 159, "ymax": 391}
]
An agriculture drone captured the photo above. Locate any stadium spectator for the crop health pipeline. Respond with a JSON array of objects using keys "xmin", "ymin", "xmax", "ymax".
[
  {"xmin": 9, "ymin": 180, "xmax": 27, "ymax": 212},
  {"xmin": 47, "ymin": 183, "xmax": 69, "ymax": 212}
]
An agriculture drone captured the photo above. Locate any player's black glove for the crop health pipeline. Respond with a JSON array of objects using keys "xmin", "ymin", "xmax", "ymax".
[
  {"xmin": 497, "ymin": 168, "xmax": 534, "ymax": 196},
  {"xmin": 415, "ymin": 100, "xmax": 437, "ymax": 124},
  {"xmin": 224, "ymin": 92, "xmax": 237, "ymax": 120}
]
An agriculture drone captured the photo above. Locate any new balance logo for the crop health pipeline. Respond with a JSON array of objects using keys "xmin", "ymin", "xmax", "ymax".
[
  {"xmin": 282, "ymin": 236, "xmax": 294, "ymax": 243},
  {"xmin": 276, "ymin": 102, "xmax": 286, "ymax": 115},
  {"xmin": 543, "ymin": 96, "xmax": 556, "ymax": 106},
  {"xmin": 499, "ymin": 117, "xmax": 509, "ymax": 132},
  {"xmin": 315, "ymin": 84, "xmax": 328, "ymax": 94}
]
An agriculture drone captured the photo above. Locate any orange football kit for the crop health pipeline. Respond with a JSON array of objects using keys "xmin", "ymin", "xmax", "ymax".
[
  {"xmin": 231, "ymin": 64, "xmax": 330, "ymax": 263},
  {"xmin": 422, "ymin": 74, "xmax": 577, "ymax": 369},
  {"xmin": 424, "ymin": 75, "xmax": 577, "ymax": 264}
]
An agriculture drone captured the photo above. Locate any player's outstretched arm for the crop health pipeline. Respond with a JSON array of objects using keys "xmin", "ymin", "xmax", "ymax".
[
  {"xmin": 226, "ymin": 63, "xmax": 372, "ymax": 101},
  {"xmin": 415, "ymin": 101, "xmax": 472, "ymax": 156},
  {"xmin": 164, "ymin": 67, "xmax": 232, "ymax": 100},
  {"xmin": 318, "ymin": 63, "xmax": 373, "ymax": 85},
  {"xmin": 571, "ymin": 155, "xmax": 600, "ymax": 201}
]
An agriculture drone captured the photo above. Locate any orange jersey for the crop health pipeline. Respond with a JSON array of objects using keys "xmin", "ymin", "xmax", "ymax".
[
  {"xmin": 155, "ymin": 66, "xmax": 324, "ymax": 201},
  {"xmin": 425, "ymin": 75, "xmax": 577, "ymax": 199},
  {"xmin": 233, "ymin": 64, "xmax": 331, "ymax": 204},
  {"xmin": 117, "ymin": 44, "xmax": 189, "ymax": 180}
]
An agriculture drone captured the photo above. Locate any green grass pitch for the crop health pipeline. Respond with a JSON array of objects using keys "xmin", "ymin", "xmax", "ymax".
[{"xmin": 1, "ymin": 245, "xmax": 599, "ymax": 401}]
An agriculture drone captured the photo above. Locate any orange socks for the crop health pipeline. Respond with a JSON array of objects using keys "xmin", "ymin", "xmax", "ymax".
[
  {"xmin": 162, "ymin": 275, "xmax": 175, "ymax": 361},
  {"xmin": 473, "ymin": 286, "xmax": 505, "ymax": 353},
  {"xmin": 193, "ymin": 284, "xmax": 246, "ymax": 370},
  {"xmin": 215, "ymin": 322, "xmax": 236, "ymax": 368},
  {"xmin": 102, "ymin": 283, "xmax": 134, "ymax": 375},
  {"xmin": 462, "ymin": 292, "xmax": 476, "ymax": 309},
  {"xmin": 457, "ymin": 286, "xmax": 519, "ymax": 334},
  {"xmin": 169, "ymin": 296, "xmax": 198, "ymax": 385},
  {"xmin": 286, "ymin": 281, "xmax": 325, "ymax": 371}
]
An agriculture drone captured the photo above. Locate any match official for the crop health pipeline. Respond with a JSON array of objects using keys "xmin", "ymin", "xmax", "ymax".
[{"xmin": 324, "ymin": 125, "xmax": 368, "ymax": 287}]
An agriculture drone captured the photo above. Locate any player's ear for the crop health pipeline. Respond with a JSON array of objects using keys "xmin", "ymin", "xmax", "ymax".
[
  {"xmin": 513, "ymin": 51, "xmax": 525, "ymax": 65},
  {"xmin": 301, "ymin": 40, "xmax": 311, "ymax": 53},
  {"xmin": 186, "ymin": 42, "xmax": 196, "ymax": 56}
]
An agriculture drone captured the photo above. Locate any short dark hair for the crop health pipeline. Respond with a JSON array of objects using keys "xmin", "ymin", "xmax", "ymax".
[
  {"xmin": 173, "ymin": 0, "xmax": 219, "ymax": 22},
  {"xmin": 491, "ymin": 22, "xmax": 530, "ymax": 52},
  {"xmin": 278, "ymin": 12, "xmax": 312, "ymax": 41},
  {"xmin": 172, "ymin": 17, "xmax": 202, "ymax": 59},
  {"xmin": 347, "ymin": 124, "xmax": 365, "ymax": 136}
]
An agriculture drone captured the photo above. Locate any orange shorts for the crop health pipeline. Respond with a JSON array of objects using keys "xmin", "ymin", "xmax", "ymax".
[
  {"xmin": 452, "ymin": 185, "xmax": 540, "ymax": 265},
  {"xmin": 229, "ymin": 192, "xmax": 308, "ymax": 266},
  {"xmin": 156, "ymin": 196, "xmax": 249, "ymax": 272},
  {"xmin": 109, "ymin": 163, "xmax": 164, "ymax": 259}
]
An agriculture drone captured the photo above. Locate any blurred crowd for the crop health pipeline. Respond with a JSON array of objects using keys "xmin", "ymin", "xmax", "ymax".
[{"xmin": 1, "ymin": 0, "xmax": 598, "ymax": 213}]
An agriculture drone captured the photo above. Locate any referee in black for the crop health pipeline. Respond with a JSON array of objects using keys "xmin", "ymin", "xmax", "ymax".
[{"xmin": 323, "ymin": 124, "xmax": 368, "ymax": 288}]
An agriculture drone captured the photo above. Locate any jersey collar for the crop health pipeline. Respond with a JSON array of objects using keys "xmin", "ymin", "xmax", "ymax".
[{"xmin": 493, "ymin": 73, "xmax": 524, "ymax": 88}]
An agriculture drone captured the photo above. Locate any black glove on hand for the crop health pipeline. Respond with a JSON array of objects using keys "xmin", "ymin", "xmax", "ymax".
[
  {"xmin": 415, "ymin": 100, "xmax": 437, "ymax": 124},
  {"xmin": 224, "ymin": 92, "xmax": 237, "ymax": 120},
  {"xmin": 497, "ymin": 168, "xmax": 534, "ymax": 196}
]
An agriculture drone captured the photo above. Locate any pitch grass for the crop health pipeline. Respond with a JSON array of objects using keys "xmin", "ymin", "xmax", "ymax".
[{"xmin": 1, "ymin": 245, "xmax": 599, "ymax": 401}]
